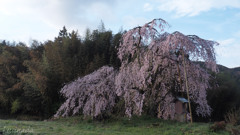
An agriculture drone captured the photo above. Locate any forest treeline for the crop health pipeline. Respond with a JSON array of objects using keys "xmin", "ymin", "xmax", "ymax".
[
  {"xmin": 0, "ymin": 24, "xmax": 121, "ymax": 118},
  {"xmin": 0, "ymin": 23, "xmax": 239, "ymax": 121}
]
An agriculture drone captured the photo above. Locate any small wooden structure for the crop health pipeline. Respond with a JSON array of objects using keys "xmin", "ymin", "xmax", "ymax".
[{"xmin": 174, "ymin": 97, "xmax": 188, "ymax": 122}]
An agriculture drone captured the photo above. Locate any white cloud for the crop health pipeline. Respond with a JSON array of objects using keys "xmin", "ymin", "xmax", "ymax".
[
  {"xmin": 144, "ymin": 3, "xmax": 153, "ymax": 12},
  {"xmin": 215, "ymin": 38, "xmax": 240, "ymax": 67},
  {"xmin": 122, "ymin": 16, "xmax": 149, "ymax": 29},
  {"xmin": 86, "ymin": 2, "xmax": 116, "ymax": 22},
  {"xmin": 216, "ymin": 38, "xmax": 238, "ymax": 58},
  {"xmin": 157, "ymin": 0, "xmax": 240, "ymax": 17},
  {"xmin": 0, "ymin": 0, "xmax": 119, "ymax": 42},
  {"xmin": 218, "ymin": 38, "xmax": 235, "ymax": 46},
  {"xmin": 0, "ymin": 0, "xmax": 79, "ymax": 29}
]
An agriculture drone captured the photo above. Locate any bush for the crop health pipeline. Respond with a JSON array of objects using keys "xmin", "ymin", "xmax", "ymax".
[
  {"xmin": 210, "ymin": 121, "xmax": 226, "ymax": 132},
  {"xmin": 11, "ymin": 99, "xmax": 21, "ymax": 114},
  {"xmin": 224, "ymin": 108, "xmax": 240, "ymax": 126}
]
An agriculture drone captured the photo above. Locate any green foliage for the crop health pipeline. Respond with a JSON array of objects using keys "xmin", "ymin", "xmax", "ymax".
[
  {"xmin": 0, "ymin": 26, "xmax": 122, "ymax": 118},
  {"xmin": 11, "ymin": 99, "xmax": 21, "ymax": 114},
  {"xmin": 207, "ymin": 65, "xmax": 240, "ymax": 121},
  {"xmin": 0, "ymin": 42, "xmax": 29, "ymax": 113}
]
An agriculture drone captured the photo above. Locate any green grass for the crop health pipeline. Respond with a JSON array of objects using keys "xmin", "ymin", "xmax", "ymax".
[{"xmin": 0, "ymin": 116, "xmax": 231, "ymax": 135}]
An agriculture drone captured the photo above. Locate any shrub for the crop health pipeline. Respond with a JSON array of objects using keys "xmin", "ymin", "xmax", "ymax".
[
  {"xmin": 11, "ymin": 99, "xmax": 21, "ymax": 114},
  {"xmin": 210, "ymin": 121, "xmax": 226, "ymax": 132},
  {"xmin": 224, "ymin": 108, "xmax": 240, "ymax": 126}
]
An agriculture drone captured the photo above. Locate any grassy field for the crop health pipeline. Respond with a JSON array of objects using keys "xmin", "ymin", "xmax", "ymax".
[{"xmin": 0, "ymin": 116, "xmax": 232, "ymax": 135}]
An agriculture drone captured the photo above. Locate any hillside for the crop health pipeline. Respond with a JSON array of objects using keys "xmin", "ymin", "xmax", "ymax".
[
  {"xmin": 206, "ymin": 64, "xmax": 240, "ymax": 121},
  {"xmin": 217, "ymin": 65, "xmax": 240, "ymax": 88}
]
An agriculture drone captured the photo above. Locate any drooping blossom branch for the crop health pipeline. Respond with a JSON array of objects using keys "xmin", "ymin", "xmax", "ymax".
[
  {"xmin": 54, "ymin": 66, "xmax": 117, "ymax": 119},
  {"xmin": 116, "ymin": 18, "xmax": 218, "ymax": 119}
]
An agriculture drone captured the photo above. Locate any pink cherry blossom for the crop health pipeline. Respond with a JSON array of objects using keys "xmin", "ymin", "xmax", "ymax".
[{"xmin": 54, "ymin": 66, "xmax": 117, "ymax": 118}]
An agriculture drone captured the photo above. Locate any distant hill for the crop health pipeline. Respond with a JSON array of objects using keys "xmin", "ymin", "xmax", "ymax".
[
  {"xmin": 232, "ymin": 66, "xmax": 240, "ymax": 70},
  {"xmin": 206, "ymin": 64, "xmax": 240, "ymax": 121},
  {"xmin": 232, "ymin": 67, "xmax": 240, "ymax": 77},
  {"xmin": 218, "ymin": 65, "xmax": 240, "ymax": 72},
  {"xmin": 217, "ymin": 64, "xmax": 229, "ymax": 72},
  {"xmin": 194, "ymin": 62, "xmax": 240, "ymax": 80},
  {"xmin": 218, "ymin": 65, "xmax": 240, "ymax": 85}
]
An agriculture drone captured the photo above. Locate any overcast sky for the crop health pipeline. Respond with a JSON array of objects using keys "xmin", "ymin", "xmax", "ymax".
[{"xmin": 0, "ymin": 0, "xmax": 240, "ymax": 68}]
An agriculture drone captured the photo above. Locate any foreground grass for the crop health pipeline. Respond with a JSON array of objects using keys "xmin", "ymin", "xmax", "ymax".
[{"xmin": 0, "ymin": 116, "xmax": 230, "ymax": 135}]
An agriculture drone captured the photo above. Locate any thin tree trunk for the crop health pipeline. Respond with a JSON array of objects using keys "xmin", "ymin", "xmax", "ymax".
[{"xmin": 182, "ymin": 52, "xmax": 193, "ymax": 124}]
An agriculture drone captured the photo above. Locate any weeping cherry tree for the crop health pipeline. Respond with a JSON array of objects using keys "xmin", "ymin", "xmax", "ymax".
[
  {"xmin": 55, "ymin": 18, "xmax": 218, "ymax": 120},
  {"xmin": 115, "ymin": 18, "xmax": 218, "ymax": 119}
]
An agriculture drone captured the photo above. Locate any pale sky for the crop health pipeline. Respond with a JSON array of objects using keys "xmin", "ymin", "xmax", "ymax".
[{"xmin": 0, "ymin": 0, "xmax": 240, "ymax": 68}]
